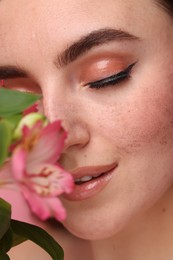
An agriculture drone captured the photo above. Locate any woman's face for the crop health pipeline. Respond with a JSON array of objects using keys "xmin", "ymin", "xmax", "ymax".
[{"xmin": 1, "ymin": 0, "xmax": 173, "ymax": 240}]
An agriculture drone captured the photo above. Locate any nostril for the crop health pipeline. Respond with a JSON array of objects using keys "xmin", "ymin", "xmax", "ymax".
[{"xmin": 62, "ymin": 124, "xmax": 90, "ymax": 152}]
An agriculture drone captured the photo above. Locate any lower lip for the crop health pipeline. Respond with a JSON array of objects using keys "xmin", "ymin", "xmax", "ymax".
[{"xmin": 63, "ymin": 166, "xmax": 117, "ymax": 201}]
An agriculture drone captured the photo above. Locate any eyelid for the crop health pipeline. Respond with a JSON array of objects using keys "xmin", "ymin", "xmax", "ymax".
[
  {"xmin": 3, "ymin": 78, "xmax": 42, "ymax": 94},
  {"xmin": 84, "ymin": 61, "xmax": 137, "ymax": 88}
]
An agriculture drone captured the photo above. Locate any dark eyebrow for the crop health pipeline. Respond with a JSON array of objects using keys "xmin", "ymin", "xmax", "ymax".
[
  {"xmin": 0, "ymin": 28, "xmax": 140, "ymax": 79},
  {"xmin": 0, "ymin": 65, "xmax": 28, "ymax": 80},
  {"xmin": 56, "ymin": 28, "xmax": 140, "ymax": 68}
]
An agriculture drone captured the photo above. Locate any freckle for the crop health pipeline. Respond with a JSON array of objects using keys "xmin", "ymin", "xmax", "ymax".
[
  {"xmin": 159, "ymin": 138, "xmax": 168, "ymax": 145},
  {"xmin": 162, "ymin": 208, "xmax": 166, "ymax": 213}
]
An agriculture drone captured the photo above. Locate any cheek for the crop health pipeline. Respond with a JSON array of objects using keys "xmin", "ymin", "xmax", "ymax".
[{"xmin": 96, "ymin": 82, "xmax": 173, "ymax": 154}]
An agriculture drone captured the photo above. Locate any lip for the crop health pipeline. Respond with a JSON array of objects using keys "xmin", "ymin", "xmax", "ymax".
[{"xmin": 63, "ymin": 162, "xmax": 117, "ymax": 201}]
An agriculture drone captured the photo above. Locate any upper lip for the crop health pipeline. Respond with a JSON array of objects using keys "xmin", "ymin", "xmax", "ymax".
[{"xmin": 70, "ymin": 162, "xmax": 118, "ymax": 180}]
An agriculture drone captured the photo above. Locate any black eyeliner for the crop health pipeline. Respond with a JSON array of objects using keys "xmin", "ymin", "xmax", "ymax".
[{"xmin": 85, "ymin": 62, "xmax": 137, "ymax": 89}]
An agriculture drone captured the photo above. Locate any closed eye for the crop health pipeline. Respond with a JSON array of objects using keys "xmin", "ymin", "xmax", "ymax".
[{"xmin": 85, "ymin": 62, "xmax": 137, "ymax": 89}]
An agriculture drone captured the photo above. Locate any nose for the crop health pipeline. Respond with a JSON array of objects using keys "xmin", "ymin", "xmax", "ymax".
[
  {"xmin": 42, "ymin": 90, "xmax": 90, "ymax": 153},
  {"xmin": 63, "ymin": 122, "xmax": 90, "ymax": 152}
]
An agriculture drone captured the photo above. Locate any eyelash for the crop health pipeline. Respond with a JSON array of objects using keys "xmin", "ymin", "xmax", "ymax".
[{"xmin": 85, "ymin": 62, "xmax": 137, "ymax": 89}]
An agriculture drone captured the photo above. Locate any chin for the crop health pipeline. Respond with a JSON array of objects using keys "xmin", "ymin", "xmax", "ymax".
[
  {"xmin": 63, "ymin": 219, "xmax": 129, "ymax": 240},
  {"xmin": 62, "ymin": 206, "xmax": 136, "ymax": 240},
  {"xmin": 62, "ymin": 191, "xmax": 159, "ymax": 240}
]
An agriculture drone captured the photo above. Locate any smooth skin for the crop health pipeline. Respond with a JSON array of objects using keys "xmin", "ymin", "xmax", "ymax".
[{"xmin": 1, "ymin": 0, "xmax": 173, "ymax": 259}]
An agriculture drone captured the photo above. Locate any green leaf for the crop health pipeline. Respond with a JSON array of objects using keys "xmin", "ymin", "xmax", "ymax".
[
  {"xmin": 0, "ymin": 252, "xmax": 10, "ymax": 260},
  {"xmin": 0, "ymin": 88, "xmax": 41, "ymax": 117},
  {"xmin": 11, "ymin": 220, "xmax": 64, "ymax": 260},
  {"xmin": 0, "ymin": 120, "xmax": 12, "ymax": 166},
  {"xmin": 12, "ymin": 232, "xmax": 27, "ymax": 247},
  {"xmin": 4, "ymin": 115, "xmax": 22, "ymax": 132},
  {"xmin": 0, "ymin": 199, "xmax": 11, "ymax": 240},
  {"xmin": 0, "ymin": 227, "xmax": 13, "ymax": 253}
]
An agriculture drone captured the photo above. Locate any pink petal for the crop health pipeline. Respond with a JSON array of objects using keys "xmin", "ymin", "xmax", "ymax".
[
  {"xmin": 21, "ymin": 186, "xmax": 66, "ymax": 221},
  {"xmin": 21, "ymin": 186, "xmax": 50, "ymax": 221},
  {"xmin": 27, "ymin": 121, "xmax": 67, "ymax": 167},
  {"xmin": 0, "ymin": 163, "xmax": 18, "ymax": 191},
  {"xmin": 26, "ymin": 163, "xmax": 74, "ymax": 197},
  {"xmin": 55, "ymin": 165, "xmax": 74, "ymax": 194},
  {"xmin": 46, "ymin": 197, "xmax": 66, "ymax": 221},
  {"xmin": 11, "ymin": 147, "xmax": 27, "ymax": 181},
  {"xmin": 22, "ymin": 124, "xmax": 31, "ymax": 137},
  {"xmin": 21, "ymin": 121, "xmax": 43, "ymax": 141},
  {"xmin": 0, "ymin": 188, "xmax": 40, "ymax": 225},
  {"xmin": 0, "ymin": 162, "xmax": 13, "ymax": 182},
  {"xmin": 23, "ymin": 103, "xmax": 38, "ymax": 116}
]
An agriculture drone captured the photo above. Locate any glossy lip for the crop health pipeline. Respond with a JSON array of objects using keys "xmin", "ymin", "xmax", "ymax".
[{"xmin": 63, "ymin": 162, "xmax": 117, "ymax": 201}]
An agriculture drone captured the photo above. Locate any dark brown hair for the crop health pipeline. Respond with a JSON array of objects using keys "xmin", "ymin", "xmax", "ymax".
[{"xmin": 156, "ymin": 0, "xmax": 173, "ymax": 17}]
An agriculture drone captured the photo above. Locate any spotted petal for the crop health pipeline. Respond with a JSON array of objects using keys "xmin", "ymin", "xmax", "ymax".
[
  {"xmin": 26, "ymin": 121, "xmax": 67, "ymax": 167},
  {"xmin": 21, "ymin": 186, "xmax": 66, "ymax": 221},
  {"xmin": 1, "ymin": 119, "xmax": 73, "ymax": 222}
]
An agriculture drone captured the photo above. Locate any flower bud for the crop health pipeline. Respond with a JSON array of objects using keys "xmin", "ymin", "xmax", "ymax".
[{"xmin": 13, "ymin": 112, "xmax": 48, "ymax": 140}]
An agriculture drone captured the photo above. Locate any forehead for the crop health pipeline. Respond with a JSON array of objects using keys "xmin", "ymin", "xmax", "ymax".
[
  {"xmin": 0, "ymin": 0, "xmax": 168, "ymax": 72},
  {"xmin": 0, "ymin": 0, "xmax": 158, "ymax": 39}
]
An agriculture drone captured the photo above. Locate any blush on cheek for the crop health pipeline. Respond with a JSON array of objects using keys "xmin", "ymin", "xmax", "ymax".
[{"xmin": 101, "ymin": 87, "xmax": 173, "ymax": 154}]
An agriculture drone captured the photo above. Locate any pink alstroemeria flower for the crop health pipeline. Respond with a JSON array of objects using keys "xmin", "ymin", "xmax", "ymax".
[{"xmin": 0, "ymin": 120, "xmax": 74, "ymax": 222}]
